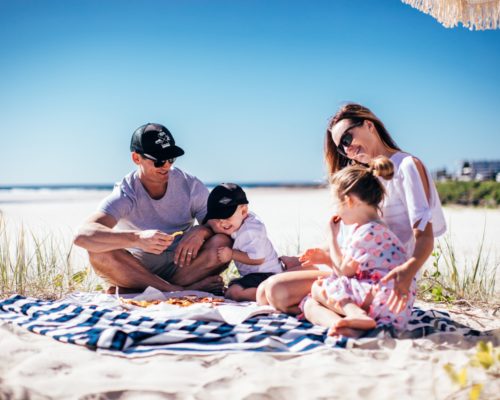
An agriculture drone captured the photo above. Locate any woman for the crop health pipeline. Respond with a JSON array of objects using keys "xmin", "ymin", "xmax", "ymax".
[{"xmin": 257, "ymin": 103, "xmax": 446, "ymax": 318}]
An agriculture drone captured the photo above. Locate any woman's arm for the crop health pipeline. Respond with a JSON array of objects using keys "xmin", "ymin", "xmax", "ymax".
[{"xmin": 381, "ymin": 157, "xmax": 435, "ymax": 313}]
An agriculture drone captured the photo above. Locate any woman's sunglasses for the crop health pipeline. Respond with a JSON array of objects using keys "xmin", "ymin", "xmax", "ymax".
[
  {"xmin": 141, "ymin": 153, "xmax": 176, "ymax": 168},
  {"xmin": 336, "ymin": 120, "xmax": 364, "ymax": 157}
]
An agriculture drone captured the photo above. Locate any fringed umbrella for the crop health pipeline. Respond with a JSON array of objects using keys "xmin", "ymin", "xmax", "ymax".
[{"xmin": 402, "ymin": 0, "xmax": 500, "ymax": 30}]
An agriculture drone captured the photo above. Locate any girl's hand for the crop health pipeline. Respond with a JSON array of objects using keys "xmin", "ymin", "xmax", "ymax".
[
  {"xmin": 340, "ymin": 257, "xmax": 359, "ymax": 277},
  {"xmin": 380, "ymin": 264, "xmax": 414, "ymax": 313},
  {"xmin": 299, "ymin": 248, "xmax": 331, "ymax": 267},
  {"xmin": 328, "ymin": 215, "xmax": 341, "ymax": 238}
]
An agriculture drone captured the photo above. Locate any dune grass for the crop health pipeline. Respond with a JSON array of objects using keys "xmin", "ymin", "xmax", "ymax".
[
  {"xmin": 0, "ymin": 214, "xmax": 101, "ymax": 299},
  {"xmin": 0, "ymin": 213, "xmax": 498, "ymax": 307},
  {"xmin": 418, "ymin": 228, "xmax": 499, "ymax": 306}
]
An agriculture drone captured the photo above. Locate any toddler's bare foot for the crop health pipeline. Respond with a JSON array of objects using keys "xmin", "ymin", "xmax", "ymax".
[{"xmin": 335, "ymin": 315, "xmax": 376, "ymax": 331}]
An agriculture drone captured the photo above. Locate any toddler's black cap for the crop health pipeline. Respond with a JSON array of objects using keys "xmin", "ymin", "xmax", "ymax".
[
  {"xmin": 203, "ymin": 183, "xmax": 249, "ymax": 224},
  {"xmin": 130, "ymin": 123, "xmax": 185, "ymax": 160}
]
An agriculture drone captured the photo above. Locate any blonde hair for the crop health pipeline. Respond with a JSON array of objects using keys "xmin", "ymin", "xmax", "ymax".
[{"xmin": 330, "ymin": 156, "xmax": 394, "ymax": 209}]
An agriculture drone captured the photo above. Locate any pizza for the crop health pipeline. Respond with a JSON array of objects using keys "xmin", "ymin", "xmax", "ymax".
[{"xmin": 120, "ymin": 295, "xmax": 224, "ymax": 308}]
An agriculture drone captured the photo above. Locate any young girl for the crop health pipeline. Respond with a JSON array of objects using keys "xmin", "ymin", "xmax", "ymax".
[{"xmin": 300, "ymin": 156, "xmax": 416, "ymax": 337}]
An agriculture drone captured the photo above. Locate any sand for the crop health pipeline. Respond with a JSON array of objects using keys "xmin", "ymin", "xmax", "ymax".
[{"xmin": 1, "ymin": 187, "xmax": 499, "ymax": 399}]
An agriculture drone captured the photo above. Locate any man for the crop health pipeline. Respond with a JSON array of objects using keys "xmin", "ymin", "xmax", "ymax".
[{"xmin": 74, "ymin": 123, "xmax": 229, "ymax": 293}]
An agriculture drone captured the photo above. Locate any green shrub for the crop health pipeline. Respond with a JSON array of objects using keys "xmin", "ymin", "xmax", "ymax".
[{"xmin": 436, "ymin": 181, "xmax": 500, "ymax": 207}]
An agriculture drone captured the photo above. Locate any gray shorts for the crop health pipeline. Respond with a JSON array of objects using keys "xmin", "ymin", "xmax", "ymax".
[{"xmin": 129, "ymin": 249, "xmax": 179, "ymax": 282}]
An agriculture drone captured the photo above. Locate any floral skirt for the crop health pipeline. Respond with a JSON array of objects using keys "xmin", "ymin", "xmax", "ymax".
[{"xmin": 322, "ymin": 275, "xmax": 416, "ymax": 331}]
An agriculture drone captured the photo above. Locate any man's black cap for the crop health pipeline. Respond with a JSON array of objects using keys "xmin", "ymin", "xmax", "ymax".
[
  {"xmin": 203, "ymin": 183, "xmax": 249, "ymax": 224},
  {"xmin": 130, "ymin": 123, "xmax": 185, "ymax": 160}
]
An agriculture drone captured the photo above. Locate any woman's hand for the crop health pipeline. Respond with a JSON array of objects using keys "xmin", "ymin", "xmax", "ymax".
[
  {"xmin": 380, "ymin": 263, "xmax": 415, "ymax": 313},
  {"xmin": 299, "ymin": 248, "xmax": 332, "ymax": 268}
]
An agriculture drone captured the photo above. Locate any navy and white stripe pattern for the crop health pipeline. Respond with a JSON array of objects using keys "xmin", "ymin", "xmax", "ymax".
[{"xmin": 0, "ymin": 295, "xmax": 484, "ymax": 356}]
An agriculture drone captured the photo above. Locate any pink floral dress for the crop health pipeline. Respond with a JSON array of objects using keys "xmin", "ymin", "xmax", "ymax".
[{"xmin": 324, "ymin": 221, "xmax": 416, "ymax": 331}]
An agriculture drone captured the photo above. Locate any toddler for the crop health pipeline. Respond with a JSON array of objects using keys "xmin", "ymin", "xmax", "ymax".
[
  {"xmin": 203, "ymin": 183, "xmax": 283, "ymax": 301},
  {"xmin": 301, "ymin": 157, "xmax": 416, "ymax": 336}
]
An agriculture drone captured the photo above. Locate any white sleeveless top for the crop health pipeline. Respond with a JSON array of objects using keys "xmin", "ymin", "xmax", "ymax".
[{"xmin": 380, "ymin": 151, "xmax": 446, "ymax": 254}]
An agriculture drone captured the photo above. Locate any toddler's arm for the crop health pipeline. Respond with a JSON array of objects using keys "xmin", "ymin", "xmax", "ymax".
[
  {"xmin": 216, "ymin": 246, "xmax": 264, "ymax": 265},
  {"xmin": 232, "ymin": 249, "xmax": 265, "ymax": 265}
]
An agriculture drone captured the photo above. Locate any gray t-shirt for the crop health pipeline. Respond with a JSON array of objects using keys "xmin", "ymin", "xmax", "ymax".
[{"xmin": 98, "ymin": 168, "xmax": 209, "ymax": 250}]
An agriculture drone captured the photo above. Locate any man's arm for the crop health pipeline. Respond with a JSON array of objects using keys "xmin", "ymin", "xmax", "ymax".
[{"xmin": 74, "ymin": 212, "xmax": 174, "ymax": 254}]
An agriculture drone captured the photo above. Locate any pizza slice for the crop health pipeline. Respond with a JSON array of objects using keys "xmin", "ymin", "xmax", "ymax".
[{"xmin": 120, "ymin": 296, "xmax": 224, "ymax": 308}]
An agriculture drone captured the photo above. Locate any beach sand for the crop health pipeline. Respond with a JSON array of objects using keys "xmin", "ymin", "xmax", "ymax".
[{"xmin": 1, "ymin": 187, "xmax": 499, "ymax": 399}]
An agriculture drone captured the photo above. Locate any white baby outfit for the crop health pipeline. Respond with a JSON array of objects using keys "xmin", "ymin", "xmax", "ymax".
[{"xmin": 231, "ymin": 212, "xmax": 283, "ymax": 276}]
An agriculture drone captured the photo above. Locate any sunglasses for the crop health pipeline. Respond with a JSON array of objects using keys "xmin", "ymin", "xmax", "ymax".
[
  {"xmin": 336, "ymin": 120, "xmax": 364, "ymax": 157},
  {"xmin": 141, "ymin": 153, "xmax": 176, "ymax": 168}
]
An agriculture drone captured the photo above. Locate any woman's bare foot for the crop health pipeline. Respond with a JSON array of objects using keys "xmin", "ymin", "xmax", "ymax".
[{"xmin": 186, "ymin": 275, "xmax": 224, "ymax": 295}]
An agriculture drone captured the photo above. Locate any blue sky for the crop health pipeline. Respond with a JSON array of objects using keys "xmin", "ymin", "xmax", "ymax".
[{"xmin": 1, "ymin": 0, "xmax": 499, "ymax": 185}]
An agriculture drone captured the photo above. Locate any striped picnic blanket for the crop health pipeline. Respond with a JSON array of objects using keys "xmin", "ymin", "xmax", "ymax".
[{"xmin": 0, "ymin": 294, "xmax": 486, "ymax": 357}]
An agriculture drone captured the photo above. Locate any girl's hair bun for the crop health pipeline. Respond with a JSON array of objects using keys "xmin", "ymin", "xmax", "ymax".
[{"xmin": 369, "ymin": 156, "xmax": 394, "ymax": 180}]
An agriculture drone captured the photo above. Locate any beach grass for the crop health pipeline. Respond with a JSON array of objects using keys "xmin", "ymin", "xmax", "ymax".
[
  {"xmin": 418, "ymin": 229, "xmax": 499, "ymax": 306},
  {"xmin": 0, "ymin": 213, "xmax": 499, "ymax": 306},
  {"xmin": 0, "ymin": 214, "xmax": 101, "ymax": 299}
]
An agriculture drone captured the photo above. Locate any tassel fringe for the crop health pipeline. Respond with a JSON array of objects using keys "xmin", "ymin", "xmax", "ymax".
[{"xmin": 402, "ymin": 0, "xmax": 500, "ymax": 30}]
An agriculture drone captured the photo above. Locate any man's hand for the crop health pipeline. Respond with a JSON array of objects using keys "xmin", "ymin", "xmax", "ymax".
[
  {"xmin": 174, "ymin": 227, "xmax": 208, "ymax": 267},
  {"xmin": 380, "ymin": 263, "xmax": 414, "ymax": 313},
  {"xmin": 136, "ymin": 230, "xmax": 174, "ymax": 254},
  {"xmin": 217, "ymin": 246, "xmax": 233, "ymax": 264},
  {"xmin": 299, "ymin": 248, "xmax": 332, "ymax": 267}
]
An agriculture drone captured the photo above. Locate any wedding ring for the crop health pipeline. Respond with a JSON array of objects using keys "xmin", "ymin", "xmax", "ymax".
[{"xmin": 187, "ymin": 252, "xmax": 193, "ymax": 255}]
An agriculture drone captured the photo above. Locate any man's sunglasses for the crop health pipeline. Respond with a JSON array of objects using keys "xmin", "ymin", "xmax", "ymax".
[
  {"xmin": 141, "ymin": 153, "xmax": 176, "ymax": 168},
  {"xmin": 336, "ymin": 120, "xmax": 364, "ymax": 157}
]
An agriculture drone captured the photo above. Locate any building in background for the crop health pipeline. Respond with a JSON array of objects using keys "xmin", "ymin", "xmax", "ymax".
[{"xmin": 457, "ymin": 160, "xmax": 500, "ymax": 181}]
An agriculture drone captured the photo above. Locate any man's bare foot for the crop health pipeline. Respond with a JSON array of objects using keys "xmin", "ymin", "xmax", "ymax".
[
  {"xmin": 186, "ymin": 275, "xmax": 224, "ymax": 295},
  {"xmin": 280, "ymin": 256, "xmax": 302, "ymax": 270},
  {"xmin": 335, "ymin": 315, "xmax": 377, "ymax": 330}
]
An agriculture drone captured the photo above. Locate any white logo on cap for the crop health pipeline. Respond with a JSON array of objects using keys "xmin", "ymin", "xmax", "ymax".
[
  {"xmin": 155, "ymin": 131, "xmax": 171, "ymax": 148},
  {"xmin": 219, "ymin": 197, "xmax": 232, "ymax": 205}
]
